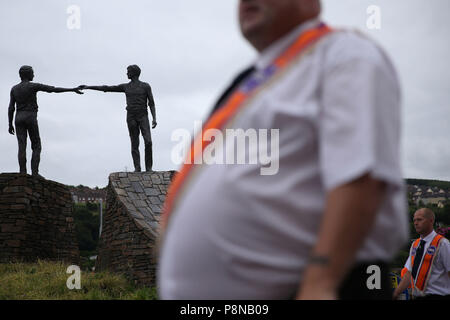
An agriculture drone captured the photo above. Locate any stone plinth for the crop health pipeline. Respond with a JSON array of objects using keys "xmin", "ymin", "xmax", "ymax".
[
  {"xmin": 96, "ymin": 171, "xmax": 176, "ymax": 286},
  {"xmin": 0, "ymin": 173, "xmax": 79, "ymax": 264}
]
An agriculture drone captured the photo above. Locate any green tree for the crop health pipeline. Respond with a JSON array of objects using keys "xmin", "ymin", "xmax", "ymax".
[{"xmin": 73, "ymin": 204, "xmax": 100, "ymax": 255}]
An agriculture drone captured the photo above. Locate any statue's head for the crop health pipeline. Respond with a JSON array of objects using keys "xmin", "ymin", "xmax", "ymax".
[
  {"xmin": 19, "ymin": 65, "xmax": 34, "ymax": 81},
  {"xmin": 127, "ymin": 65, "xmax": 141, "ymax": 79}
]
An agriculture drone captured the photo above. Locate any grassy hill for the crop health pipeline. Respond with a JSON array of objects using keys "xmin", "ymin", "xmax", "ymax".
[
  {"xmin": 406, "ymin": 178, "xmax": 450, "ymax": 190},
  {"xmin": 0, "ymin": 260, "xmax": 157, "ymax": 300}
]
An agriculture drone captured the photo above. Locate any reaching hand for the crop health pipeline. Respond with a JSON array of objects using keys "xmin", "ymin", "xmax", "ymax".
[
  {"xmin": 8, "ymin": 125, "xmax": 15, "ymax": 135},
  {"xmin": 78, "ymin": 85, "xmax": 87, "ymax": 90},
  {"xmin": 74, "ymin": 89, "xmax": 84, "ymax": 95},
  {"xmin": 152, "ymin": 120, "xmax": 157, "ymax": 129}
]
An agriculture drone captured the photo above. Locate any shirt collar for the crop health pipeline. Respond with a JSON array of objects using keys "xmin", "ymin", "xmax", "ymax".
[
  {"xmin": 421, "ymin": 230, "xmax": 437, "ymax": 242},
  {"xmin": 254, "ymin": 17, "xmax": 322, "ymax": 72}
]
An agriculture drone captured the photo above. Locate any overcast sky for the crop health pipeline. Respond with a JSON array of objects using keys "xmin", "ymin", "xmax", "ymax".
[{"xmin": 0, "ymin": 0, "xmax": 449, "ymax": 188}]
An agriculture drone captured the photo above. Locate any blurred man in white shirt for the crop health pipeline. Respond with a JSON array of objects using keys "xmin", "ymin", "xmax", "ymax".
[{"xmin": 158, "ymin": 0, "xmax": 409, "ymax": 300}]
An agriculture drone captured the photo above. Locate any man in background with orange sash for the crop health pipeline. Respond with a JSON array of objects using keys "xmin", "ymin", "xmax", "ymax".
[
  {"xmin": 158, "ymin": 0, "xmax": 408, "ymax": 300},
  {"xmin": 393, "ymin": 208, "xmax": 450, "ymax": 300}
]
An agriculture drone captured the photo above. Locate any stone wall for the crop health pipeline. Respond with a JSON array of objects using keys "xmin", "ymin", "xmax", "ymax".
[
  {"xmin": 0, "ymin": 173, "xmax": 79, "ymax": 264},
  {"xmin": 96, "ymin": 171, "xmax": 176, "ymax": 286}
]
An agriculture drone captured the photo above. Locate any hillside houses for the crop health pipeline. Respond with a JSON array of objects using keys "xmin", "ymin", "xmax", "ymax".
[
  {"xmin": 407, "ymin": 184, "xmax": 449, "ymax": 208},
  {"xmin": 69, "ymin": 185, "xmax": 106, "ymax": 204}
]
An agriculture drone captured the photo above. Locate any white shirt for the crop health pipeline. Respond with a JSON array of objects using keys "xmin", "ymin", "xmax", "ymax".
[
  {"xmin": 158, "ymin": 19, "xmax": 409, "ymax": 299},
  {"xmin": 405, "ymin": 230, "xmax": 450, "ymax": 296}
]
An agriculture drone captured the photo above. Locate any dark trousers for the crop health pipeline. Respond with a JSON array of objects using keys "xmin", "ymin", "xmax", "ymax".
[
  {"xmin": 338, "ymin": 261, "xmax": 391, "ymax": 300},
  {"xmin": 15, "ymin": 111, "xmax": 41, "ymax": 175},
  {"xmin": 127, "ymin": 113, "xmax": 153, "ymax": 172}
]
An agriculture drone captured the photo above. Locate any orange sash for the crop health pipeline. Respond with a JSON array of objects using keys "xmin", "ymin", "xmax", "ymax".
[
  {"xmin": 410, "ymin": 234, "xmax": 444, "ymax": 292},
  {"xmin": 161, "ymin": 23, "xmax": 334, "ymax": 231}
]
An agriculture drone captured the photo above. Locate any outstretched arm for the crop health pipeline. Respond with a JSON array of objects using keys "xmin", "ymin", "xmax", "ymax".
[
  {"xmin": 147, "ymin": 84, "xmax": 157, "ymax": 128},
  {"xmin": 78, "ymin": 85, "xmax": 124, "ymax": 93},
  {"xmin": 8, "ymin": 90, "xmax": 15, "ymax": 135},
  {"xmin": 37, "ymin": 84, "xmax": 83, "ymax": 94},
  {"xmin": 51, "ymin": 87, "xmax": 83, "ymax": 94}
]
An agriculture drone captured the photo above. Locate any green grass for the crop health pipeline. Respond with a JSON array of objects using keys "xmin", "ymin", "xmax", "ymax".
[{"xmin": 0, "ymin": 260, "xmax": 158, "ymax": 300}]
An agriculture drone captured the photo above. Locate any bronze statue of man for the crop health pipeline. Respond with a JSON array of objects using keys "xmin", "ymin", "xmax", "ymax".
[
  {"xmin": 8, "ymin": 65, "xmax": 83, "ymax": 177},
  {"xmin": 79, "ymin": 65, "xmax": 156, "ymax": 172}
]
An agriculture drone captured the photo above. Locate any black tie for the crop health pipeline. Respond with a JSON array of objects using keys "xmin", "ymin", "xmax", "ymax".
[
  {"xmin": 411, "ymin": 239, "xmax": 426, "ymax": 280},
  {"xmin": 208, "ymin": 65, "xmax": 256, "ymax": 117}
]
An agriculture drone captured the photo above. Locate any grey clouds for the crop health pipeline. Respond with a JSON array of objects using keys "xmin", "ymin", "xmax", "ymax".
[{"xmin": 0, "ymin": 0, "xmax": 449, "ymax": 187}]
